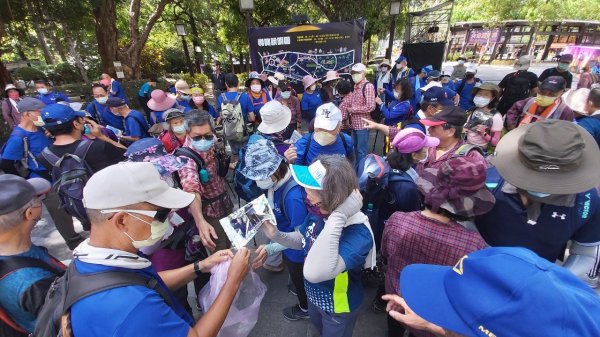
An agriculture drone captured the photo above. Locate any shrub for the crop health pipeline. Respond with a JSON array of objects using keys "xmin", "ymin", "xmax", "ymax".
[
  {"xmin": 14, "ymin": 67, "xmax": 45, "ymax": 82},
  {"xmin": 140, "ymin": 45, "xmax": 167, "ymax": 78},
  {"xmin": 180, "ymin": 72, "xmax": 209, "ymax": 89},
  {"xmin": 236, "ymin": 73, "xmax": 249, "ymax": 88},
  {"xmin": 164, "ymin": 48, "xmax": 187, "ymax": 74}
]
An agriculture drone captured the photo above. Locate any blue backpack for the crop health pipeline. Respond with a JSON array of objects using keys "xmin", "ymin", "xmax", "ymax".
[
  {"xmin": 41, "ymin": 140, "xmax": 94, "ymax": 229},
  {"xmin": 233, "ymin": 134, "xmax": 266, "ymax": 202}
]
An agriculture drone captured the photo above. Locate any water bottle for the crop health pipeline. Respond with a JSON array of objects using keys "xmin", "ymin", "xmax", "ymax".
[
  {"xmin": 365, "ymin": 202, "xmax": 379, "ymax": 234},
  {"xmin": 199, "ymin": 168, "xmax": 210, "ymax": 184}
]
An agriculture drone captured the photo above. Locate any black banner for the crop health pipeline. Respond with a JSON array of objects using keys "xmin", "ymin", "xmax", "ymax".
[
  {"xmin": 248, "ymin": 20, "xmax": 366, "ymax": 86},
  {"xmin": 401, "ymin": 42, "xmax": 446, "ymax": 74}
]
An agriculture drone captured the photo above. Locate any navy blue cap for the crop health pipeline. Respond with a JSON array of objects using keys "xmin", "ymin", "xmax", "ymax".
[
  {"xmin": 41, "ymin": 104, "xmax": 85, "ymax": 126},
  {"xmin": 422, "ymin": 86, "xmax": 454, "ymax": 106},
  {"xmin": 105, "ymin": 97, "xmax": 127, "ymax": 108},
  {"xmin": 400, "ymin": 247, "xmax": 600, "ymax": 337},
  {"xmin": 395, "ymin": 55, "xmax": 407, "ymax": 63},
  {"xmin": 428, "ymin": 70, "xmax": 442, "ymax": 78},
  {"xmin": 540, "ymin": 76, "xmax": 566, "ymax": 92}
]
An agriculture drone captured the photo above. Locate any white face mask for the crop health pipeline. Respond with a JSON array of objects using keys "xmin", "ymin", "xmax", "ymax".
[
  {"xmin": 256, "ymin": 177, "xmax": 275, "ymax": 190},
  {"xmin": 417, "ymin": 150, "xmax": 429, "ymax": 163},
  {"xmin": 123, "ymin": 213, "xmax": 170, "ymax": 249},
  {"xmin": 393, "ymin": 91, "xmax": 400, "ymax": 100},
  {"xmin": 96, "ymin": 96, "xmax": 109, "ymax": 104},
  {"xmin": 281, "ymin": 91, "xmax": 291, "ymax": 100},
  {"xmin": 250, "ymin": 84, "xmax": 262, "ymax": 93},
  {"xmin": 352, "ymin": 74, "xmax": 363, "ymax": 84},
  {"xmin": 458, "ymin": 60, "xmax": 465, "ymax": 65},
  {"xmin": 314, "ymin": 131, "xmax": 337, "ymax": 146},
  {"xmin": 396, "ymin": 64, "xmax": 404, "ymax": 70},
  {"xmin": 32, "ymin": 115, "xmax": 45, "ymax": 127},
  {"xmin": 309, "ymin": 84, "xmax": 316, "ymax": 92},
  {"xmin": 473, "ymin": 96, "xmax": 492, "ymax": 108},
  {"xmin": 37, "ymin": 88, "xmax": 49, "ymax": 95}
]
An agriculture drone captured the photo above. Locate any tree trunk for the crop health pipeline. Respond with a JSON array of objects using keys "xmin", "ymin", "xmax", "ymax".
[
  {"xmin": 34, "ymin": 0, "xmax": 68, "ymax": 63},
  {"xmin": 91, "ymin": 0, "xmax": 119, "ymax": 77},
  {"xmin": 64, "ymin": 31, "xmax": 91, "ymax": 85},
  {"xmin": 25, "ymin": 0, "xmax": 54, "ymax": 65},
  {"xmin": 0, "ymin": 59, "xmax": 13, "ymax": 89}
]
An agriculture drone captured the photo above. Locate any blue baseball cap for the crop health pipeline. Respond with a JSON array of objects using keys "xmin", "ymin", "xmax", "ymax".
[
  {"xmin": 41, "ymin": 103, "xmax": 85, "ymax": 126},
  {"xmin": 422, "ymin": 86, "xmax": 454, "ymax": 106},
  {"xmin": 290, "ymin": 160, "xmax": 327, "ymax": 190},
  {"xmin": 400, "ymin": 247, "xmax": 600, "ymax": 337},
  {"xmin": 395, "ymin": 55, "xmax": 407, "ymax": 63}
]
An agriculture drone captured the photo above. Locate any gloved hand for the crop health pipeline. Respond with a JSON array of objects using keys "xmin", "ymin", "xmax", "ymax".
[{"xmin": 333, "ymin": 189, "xmax": 363, "ymax": 218}]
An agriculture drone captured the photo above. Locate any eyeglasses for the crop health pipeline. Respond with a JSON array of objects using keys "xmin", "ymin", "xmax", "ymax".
[
  {"xmin": 100, "ymin": 208, "xmax": 170, "ymax": 222},
  {"xmin": 190, "ymin": 135, "xmax": 214, "ymax": 141}
]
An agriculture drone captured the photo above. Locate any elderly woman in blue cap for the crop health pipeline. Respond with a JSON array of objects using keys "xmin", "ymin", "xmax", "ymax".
[
  {"xmin": 241, "ymin": 138, "xmax": 310, "ymax": 321},
  {"xmin": 260, "ymin": 154, "xmax": 376, "ymax": 337}
]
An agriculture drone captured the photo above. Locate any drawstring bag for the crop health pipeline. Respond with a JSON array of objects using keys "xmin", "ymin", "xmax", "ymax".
[{"xmin": 198, "ymin": 260, "xmax": 266, "ymax": 337}]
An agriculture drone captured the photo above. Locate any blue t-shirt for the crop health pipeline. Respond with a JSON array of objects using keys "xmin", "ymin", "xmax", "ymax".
[
  {"xmin": 205, "ymin": 103, "xmax": 218, "ymax": 119},
  {"xmin": 216, "ymin": 92, "xmax": 253, "ymax": 124},
  {"xmin": 248, "ymin": 89, "xmax": 271, "ymax": 118},
  {"xmin": 577, "ymin": 116, "xmax": 600, "ymax": 148},
  {"xmin": 86, "ymin": 101, "xmax": 124, "ymax": 131},
  {"xmin": 301, "ymin": 214, "xmax": 372, "ymax": 313},
  {"xmin": 124, "ymin": 110, "xmax": 150, "ymax": 138},
  {"xmin": 456, "ymin": 79, "xmax": 483, "ymax": 110},
  {"xmin": 138, "ymin": 82, "xmax": 152, "ymax": 98},
  {"xmin": 109, "ymin": 80, "xmax": 129, "ymax": 103},
  {"xmin": 0, "ymin": 245, "xmax": 62, "ymax": 332},
  {"xmin": 300, "ymin": 91, "xmax": 322, "ymax": 120},
  {"xmin": 273, "ymin": 181, "xmax": 308, "ymax": 263},
  {"xmin": 37, "ymin": 91, "xmax": 71, "ymax": 105},
  {"xmin": 294, "ymin": 133, "xmax": 353, "ymax": 166},
  {"xmin": 2, "ymin": 126, "xmax": 52, "ymax": 178},
  {"xmin": 176, "ymin": 99, "xmax": 193, "ymax": 112},
  {"xmin": 476, "ymin": 170, "xmax": 600, "ymax": 262},
  {"xmin": 71, "ymin": 259, "xmax": 193, "ymax": 337}
]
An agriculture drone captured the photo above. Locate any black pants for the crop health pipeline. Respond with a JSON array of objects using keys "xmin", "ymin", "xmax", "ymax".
[
  {"xmin": 285, "ymin": 255, "xmax": 308, "ymax": 310},
  {"xmin": 387, "ymin": 314, "xmax": 415, "ymax": 337},
  {"xmin": 138, "ymin": 96, "xmax": 151, "ymax": 121},
  {"xmin": 43, "ymin": 189, "xmax": 84, "ymax": 250}
]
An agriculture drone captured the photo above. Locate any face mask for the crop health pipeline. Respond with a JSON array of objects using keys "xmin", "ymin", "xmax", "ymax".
[
  {"xmin": 281, "ymin": 91, "xmax": 291, "ymax": 99},
  {"xmin": 527, "ymin": 190, "xmax": 551, "ymax": 198},
  {"xmin": 458, "ymin": 60, "xmax": 465, "ymax": 65},
  {"xmin": 96, "ymin": 96, "xmax": 108, "ymax": 104},
  {"xmin": 473, "ymin": 96, "xmax": 492, "ymax": 108},
  {"xmin": 8, "ymin": 92, "xmax": 20, "ymax": 100},
  {"xmin": 123, "ymin": 213, "xmax": 170, "ymax": 249},
  {"xmin": 379, "ymin": 67, "xmax": 388, "ymax": 72},
  {"xmin": 37, "ymin": 88, "xmax": 49, "ymax": 95},
  {"xmin": 83, "ymin": 124, "xmax": 91, "ymax": 134},
  {"xmin": 352, "ymin": 74, "xmax": 363, "ymax": 83},
  {"xmin": 180, "ymin": 94, "xmax": 191, "ymax": 101},
  {"xmin": 256, "ymin": 177, "xmax": 275, "ymax": 190},
  {"xmin": 172, "ymin": 124, "xmax": 186, "ymax": 134},
  {"xmin": 535, "ymin": 95, "xmax": 557, "ymax": 107},
  {"xmin": 309, "ymin": 85, "xmax": 316, "ymax": 92},
  {"xmin": 416, "ymin": 150, "xmax": 429, "ymax": 163},
  {"xmin": 558, "ymin": 63, "xmax": 569, "ymax": 71},
  {"xmin": 314, "ymin": 131, "xmax": 337, "ymax": 146},
  {"xmin": 111, "ymin": 109, "xmax": 120, "ymax": 116},
  {"xmin": 393, "ymin": 91, "xmax": 400, "ymax": 100},
  {"xmin": 191, "ymin": 138, "xmax": 214, "ymax": 152},
  {"xmin": 304, "ymin": 197, "xmax": 326, "ymax": 217},
  {"xmin": 465, "ymin": 73, "xmax": 475, "ymax": 79},
  {"xmin": 32, "ymin": 115, "xmax": 45, "ymax": 127},
  {"xmin": 396, "ymin": 64, "xmax": 404, "ymax": 70},
  {"xmin": 250, "ymin": 84, "xmax": 262, "ymax": 93},
  {"xmin": 193, "ymin": 96, "xmax": 205, "ymax": 105}
]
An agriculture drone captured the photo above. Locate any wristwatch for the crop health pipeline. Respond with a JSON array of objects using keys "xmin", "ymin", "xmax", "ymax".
[{"xmin": 193, "ymin": 261, "xmax": 203, "ymax": 276}]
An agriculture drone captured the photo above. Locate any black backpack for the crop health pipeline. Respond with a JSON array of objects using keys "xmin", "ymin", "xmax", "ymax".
[
  {"xmin": 34, "ymin": 262, "xmax": 174, "ymax": 337},
  {"xmin": 0, "ymin": 256, "xmax": 64, "ymax": 337},
  {"xmin": 498, "ymin": 71, "xmax": 533, "ymax": 114},
  {"xmin": 41, "ymin": 140, "xmax": 94, "ymax": 230}
]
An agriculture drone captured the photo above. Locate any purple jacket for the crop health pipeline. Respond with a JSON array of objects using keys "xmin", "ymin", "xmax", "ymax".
[{"xmin": 2, "ymin": 98, "xmax": 20, "ymax": 128}]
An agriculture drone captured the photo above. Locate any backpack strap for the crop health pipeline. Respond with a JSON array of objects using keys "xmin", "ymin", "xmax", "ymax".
[
  {"xmin": 456, "ymin": 79, "xmax": 467, "ymax": 95},
  {"xmin": 63, "ymin": 262, "xmax": 173, "ymax": 311},
  {"xmin": 339, "ymin": 133, "xmax": 353, "ymax": 158},
  {"xmin": 174, "ymin": 147, "xmax": 205, "ymax": 171},
  {"xmin": 0, "ymin": 256, "xmax": 64, "ymax": 280},
  {"xmin": 73, "ymin": 139, "xmax": 94, "ymax": 161},
  {"xmin": 279, "ymin": 179, "xmax": 298, "ymax": 221},
  {"xmin": 452, "ymin": 143, "xmax": 484, "ymax": 158}
]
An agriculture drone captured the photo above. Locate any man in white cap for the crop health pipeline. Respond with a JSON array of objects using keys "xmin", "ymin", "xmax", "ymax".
[
  {"xmin": 497, "ymin": 55, "xmax": 539, "ymax": 115},
  {"xmin": 285, "ymin": 102, "xmax": 353, "ymax": 166},
  {"xmin": 345, "ymin": 63, "xmax": 376, "ymax": 165},
  {"xmin": 63, "ymin": 162, "xmax": 251, "ymax": 337}
]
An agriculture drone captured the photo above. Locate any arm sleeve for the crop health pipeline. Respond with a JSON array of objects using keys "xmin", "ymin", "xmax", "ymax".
[
  {"xmin": 2, "ymin": 136, "xmax": 24, "ymax": 160},
  {"xmin": 293, "ymin": 137, "xmax": 308, "ymax": 165},
  {"xmin": 178, "ymin": 159, "xmax": 201, "ymax": 194},
  {"xmin": 301, "ymin": 95, "xmax": 309, "ymax": 111},
  {"xmin": 498, "ymin": 75, "xmax": 508, "ymax": 89},
  {"xmin": 538, "ymin": 69, "xmax": 549, "ymax": 83},
  {"xmin": 566, "ymin": 74, "xmax": 573, "ymax": 89},
  {"xmin": 506, "ymin": 99, "xmax": 526, "ymax": 130},
  {"xmin": 491, "ymin": 112, "xmax": 504, "ymax": 132},
  {"xmin": 126, "ymin": 117, "xmax": 143, "ymax": 137},
  {"xmin": 303, "ymin": 211, "xmax": 347, "ymax": 283},
  {"xmin": 268, "ymin": 229, "xmax": 304, "ymax": 250},
  {"xmin": 59, "ymin": 92, "xmax": 72, "ymax": 103}
]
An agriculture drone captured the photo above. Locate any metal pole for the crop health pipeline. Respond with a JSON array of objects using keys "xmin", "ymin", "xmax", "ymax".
[
  {"xmin": 181, "ymin": 35, "xmax": 194, "ymax": 75},
  {"xmin": 386, "ymin": 15, "xmax": 397, "ymax": 60}
]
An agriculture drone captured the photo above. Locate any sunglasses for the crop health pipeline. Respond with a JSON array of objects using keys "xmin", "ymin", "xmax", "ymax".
[
  {"xmin": 190, "ymin": 135, "xmax": 214, "ymax": 141},
  {"xmin": 100, "ymin": 208, "xmax": 171, "ymax": 222}
]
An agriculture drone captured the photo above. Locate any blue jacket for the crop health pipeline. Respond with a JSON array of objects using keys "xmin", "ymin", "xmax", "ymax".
[
  {"xmin": 109, "ymin": 80, "xmax": 129, "ymax": 103},
  {"xmin": 301, "ymin": 91, "xmax": 322, "ymax": 120},
  {"xmin": 381, "ymin": 100, "xmax": 412, "ymax": 126},
  {"xmin": 577, "ymin": 116, "xmax": 600, "ymax": 148},
  {"xmin": 86, "ymin": 101, "xmax": 124, "ymax": 130},
  {"xmin": 37, "ymin": 91, "xmax": 71, "ymax": 105}
]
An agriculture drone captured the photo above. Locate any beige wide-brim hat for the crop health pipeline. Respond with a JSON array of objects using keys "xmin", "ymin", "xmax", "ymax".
[
  {"xmin": 491, "ymin": 120, "xmax": 600, "ymax": 194},
  {"xmin": 562, "ymin": 88, "xmax": 591, "ymax": 114}
]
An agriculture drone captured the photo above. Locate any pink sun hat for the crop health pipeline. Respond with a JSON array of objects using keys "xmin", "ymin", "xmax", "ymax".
[
  {"xmin": 147, "ymin": 89, "xmax": 176, "ymax": 111},
  {"xmin": 392, "ymin": 128, "xmax": 440, "ymax": 154}
]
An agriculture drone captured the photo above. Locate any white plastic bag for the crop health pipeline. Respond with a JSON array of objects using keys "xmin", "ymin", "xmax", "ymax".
[{"xmin": 198, "ymin": 260, "xmax": 266, "ymax": 337}]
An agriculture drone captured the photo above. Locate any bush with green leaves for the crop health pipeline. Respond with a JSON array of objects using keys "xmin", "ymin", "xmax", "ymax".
[
  {"xmin": 14, "ymin": 67, "xmax": 46, "ymax": 82},
  {"xmin": 236, "ymin": 73, "xmax": 249, "ymax": 88},
  {"xmin": 180, "ymin": 72, "xmax": 209, "ymax": 89}
]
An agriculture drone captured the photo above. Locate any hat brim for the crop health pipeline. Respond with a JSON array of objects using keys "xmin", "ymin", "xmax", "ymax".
[
  {"xmin": 257, "ymin": 105, "xmax": 292, "ymax": 134},
  {"xmin": 246, "ymin": 78, "xmax": 265, "ymax": 88},
  {"xmin": 145, "ymin": 186, "xmax": 195, "ymax": 209},
  {"xmin": 491, "ymin": 123, "xmax": 600, "ymax": 194},
  {"xmin": 290, "ymin": 164, "xmax": 323, "ymax": 190},
  {"xmin": 147, "ymin": 97, "xmax": 176, "ymax": 112},
  {"xmin": 420, "ymin": 119, "xmax": 447, "ymax": 126},
  {"xmin": 314, "ymin": 119, "xmax": 340, "ymax": 131},
  {"xmin": 322, "ymin": 76, "xmax": 341, "ymax": 83},
  {"xmin": 400, "ymin": 264, "xmax": 474, "ymax": 337},
  {"xmin": 5, "ymin": 87, "xmax": 25, "ymax": 96},
  {"xmin": 27, "ymin": 178, "xmax": 52, "ymax": 195},
  {"xmin": 303, "ymin": 78, "xmax": 318, "ymax": 90}
]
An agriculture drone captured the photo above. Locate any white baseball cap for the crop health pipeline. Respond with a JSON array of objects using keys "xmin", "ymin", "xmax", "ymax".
[
  {"xmin": 83, "ymin": 162, "xmax": 195, "ymax": 210},
  {"xmin": 314, "ymin": 103, "xmax": 342, "ymax": 131},
  {"xmin": 419, "ymin": 81, "xmax": 443, "ymax": 92},
  {"xmin": 466, "ymin": 65, "xmax": 477, "ymax": 73},
  {"xmin": 351, "ymin": 63, "xmax": 367, "ymax": 73},
  {"xmin": 257, "ymin": 100, "xmax": 291, "ymax": 134}
]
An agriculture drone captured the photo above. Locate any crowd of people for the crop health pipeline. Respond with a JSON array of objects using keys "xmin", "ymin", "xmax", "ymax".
[{"xmin": 1, "ymin": 53, "xmax": 600, "ymax": 337}]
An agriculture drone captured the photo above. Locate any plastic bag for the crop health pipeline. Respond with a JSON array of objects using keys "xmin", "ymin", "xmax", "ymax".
[{"xmin": 198, "ymin": 260, "xmax": 266, "ymax": 337}]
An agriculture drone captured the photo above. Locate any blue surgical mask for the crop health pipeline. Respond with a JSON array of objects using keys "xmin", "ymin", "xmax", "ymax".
[
  {"xmin": 527, "ymin": 191, "xmax": 551, "ymax": 198},
  {"xmin": 180, "ymin": 94, "xmax": 192, "ymax": 101},
  {"xmin": 281, "ymin": 91, "xmax": 291, "ymax": 100},
  {"xmin": 191, "ymin": 138, "xmax": 213, "ymax": 152},
  {"xmin": 83, "ymin": 124, "xmax": 91, "ymax": 134},
  {"xmin": 172, "ymin": 124, "xmax": 186, "ymax": 134}
]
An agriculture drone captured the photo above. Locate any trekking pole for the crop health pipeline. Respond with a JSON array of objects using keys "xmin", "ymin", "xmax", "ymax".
[{"xmin": 372, "ymin": 130, "xmax": 379, "ymax": 153}]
